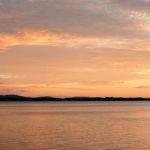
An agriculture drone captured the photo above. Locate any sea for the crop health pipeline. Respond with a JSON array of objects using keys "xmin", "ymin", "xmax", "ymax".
[{"xmin": 0, "ymin": 101, "xmax": 150, "ymax": 150}]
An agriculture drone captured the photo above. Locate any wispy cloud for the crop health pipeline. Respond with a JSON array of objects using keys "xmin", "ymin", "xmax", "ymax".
[
  {"xmin": 136, "ymin": 86, "xmax": 150, "ymax": 89},
  {"xmin": 0, "ymin": 0, "xmax": 150, "ymax": 38},
  {"xmin": 0, "ymin": 73, "xmax": 22, "ymax": 79}
]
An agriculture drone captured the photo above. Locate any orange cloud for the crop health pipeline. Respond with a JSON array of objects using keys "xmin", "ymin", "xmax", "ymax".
[
  {"xmin": 0, "ymin": 29, "xmax": 150, "ymax": 52},
  {"xmin": 0, "ymin": 30, "xmax": 66, "ymax": 49},
  {"xmin": 0, "ymin": 30, "xmax": 129, "ymax": 50}
]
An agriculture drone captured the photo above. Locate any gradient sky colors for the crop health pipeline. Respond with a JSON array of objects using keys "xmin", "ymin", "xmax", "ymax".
[{"xmin": 0, "ymin": 0, "xmax": 150, "ymax": 97}]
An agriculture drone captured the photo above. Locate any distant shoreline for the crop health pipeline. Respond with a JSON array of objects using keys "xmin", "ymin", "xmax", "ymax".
[{"xmin": 0, "ymin": 95, "xmax": 150, "ymax": 101}]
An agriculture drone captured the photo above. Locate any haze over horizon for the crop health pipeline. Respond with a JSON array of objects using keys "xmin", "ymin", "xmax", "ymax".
[{"xmin": 0, "ymin": 0, "xmax": 150, "ymax": 97}]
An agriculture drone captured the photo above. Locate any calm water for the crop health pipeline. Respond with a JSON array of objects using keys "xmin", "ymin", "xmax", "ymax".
[{"xmin": 0, "ymin": 102, "xmax": 150, "ymax": 150}]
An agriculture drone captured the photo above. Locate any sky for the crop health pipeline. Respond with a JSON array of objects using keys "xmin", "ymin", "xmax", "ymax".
[{"xmin": 0, "ymin": 0, "xmax": 150, "ymax": 97}]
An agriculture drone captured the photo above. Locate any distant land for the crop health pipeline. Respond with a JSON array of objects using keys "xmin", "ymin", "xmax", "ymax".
[{"xmin": 0, "ymin": 95, "xmax": 150, "ymax": 101}]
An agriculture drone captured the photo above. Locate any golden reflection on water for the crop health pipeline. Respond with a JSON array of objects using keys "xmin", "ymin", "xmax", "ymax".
[{"xmin": 0, "ymin": 102, "xmax": 150, "ymax": 150}]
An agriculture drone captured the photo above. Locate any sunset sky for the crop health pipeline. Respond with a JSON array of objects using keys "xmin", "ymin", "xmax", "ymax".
[{"xmin": 0, "ymin": 0, "xmax": 150, "ymax": 97}]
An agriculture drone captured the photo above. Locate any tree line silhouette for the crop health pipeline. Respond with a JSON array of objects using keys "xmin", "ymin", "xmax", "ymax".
[{"xmin": 0, "ymin": 95, "xmax": 150, "ymax": 101}]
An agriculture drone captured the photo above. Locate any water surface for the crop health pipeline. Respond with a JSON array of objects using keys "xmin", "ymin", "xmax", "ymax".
[{"xmin": 0, "ymin": 101, "xmax": 150, "ymax": 150}]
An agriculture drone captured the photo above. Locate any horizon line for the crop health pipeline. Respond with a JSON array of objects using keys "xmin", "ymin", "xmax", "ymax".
[{"xmin": 0, "ymin": 94, "xmax": 150, "ymax": 99}]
